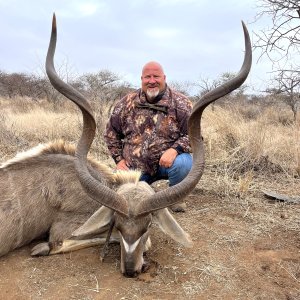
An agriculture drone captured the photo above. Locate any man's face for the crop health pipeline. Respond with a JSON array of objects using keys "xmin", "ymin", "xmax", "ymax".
[{"xmin": 141, "ymin": 63, "xmax": 166, "ymax": 101}]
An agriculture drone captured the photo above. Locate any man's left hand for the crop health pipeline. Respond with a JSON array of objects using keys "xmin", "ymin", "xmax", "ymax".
[{"xmin": 159, "ymin": 148, "xmax": 178, "ymax": 168}]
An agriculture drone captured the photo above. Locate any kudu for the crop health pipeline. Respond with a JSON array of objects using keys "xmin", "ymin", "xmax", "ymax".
[{"xmin": 0, "ymin": 14, "xmax": 251, "ymax": 278}]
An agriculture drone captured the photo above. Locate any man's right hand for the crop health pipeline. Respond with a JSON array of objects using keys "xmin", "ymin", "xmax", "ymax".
[{"xmin": 116, "ymin": 159, "xmax": 129, "ymax": 171}]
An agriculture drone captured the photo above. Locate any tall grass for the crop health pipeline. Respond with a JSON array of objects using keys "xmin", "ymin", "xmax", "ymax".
[
  {"xmin": 201, "ymin": 103, "xmax": 299, "ymax": 197},
  {"xmin": 0, "ymin": 96, "xmax": 299, "ymax": 196},
  {"xmin": 203, "ymin": 105, "xmax": 298, "ymax": 173},
  {"xmin": 0, "ymin": 96, "xmax": 111, "ymax": 163}
]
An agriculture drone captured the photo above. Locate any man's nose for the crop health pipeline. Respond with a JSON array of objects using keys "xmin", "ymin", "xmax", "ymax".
[{"xmin": 148, "ymin": 76, "xmax": 156, "ymax": 83}]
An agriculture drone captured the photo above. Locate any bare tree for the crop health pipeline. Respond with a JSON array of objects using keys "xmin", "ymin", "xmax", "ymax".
[
  {"xmin": 79, "ymin": 70, "xmax": 121, "ymax": 103},
  {"xmin": 0, "ymin": 70, "xmax": 6, "ymax": 96},
  {"xmin": 254, "ymin": 0, "xmax": 300, "ymax": 63},
  {"xmin": 193, "ymin": 72, "xmax": 248, "ymax": 110},
  {"xmin": 0, "ymin": 71, "xmax": 37, "ymax": 99},
  {"xmin": 168, "ymin": 80, "xmax": 195, "ymax": 96},
  {"xmin": 196, "ymin": 72, "xmax": 247, "ymax": 97},
  {"xmin": 266, "ymin": 68, "xmax": 300, "ymax": 121},
  {"xmin": 0, "ymin": 68, "xmax": 133, "ymax": 113},
  {"xmin": 218, "ymin": 72, "xmax": 248, "ymax": 96},
  {"xmin": 74, "ymin": 71, "xmax": 134, "ymax": 142},
  {"xmin": 194, "ymin": 76, "xmax": 219, "ymax": 97}
]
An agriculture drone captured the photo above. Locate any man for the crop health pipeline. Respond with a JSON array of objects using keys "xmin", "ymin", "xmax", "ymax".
[{"xmin": 104, "ymin": 61, "xmax": 193, "ymax": 212}]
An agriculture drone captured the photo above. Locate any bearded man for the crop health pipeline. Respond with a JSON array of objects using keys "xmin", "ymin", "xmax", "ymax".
[{"xmin": 104, "ymin": 61, "xmax": 193, "ymax": 212}]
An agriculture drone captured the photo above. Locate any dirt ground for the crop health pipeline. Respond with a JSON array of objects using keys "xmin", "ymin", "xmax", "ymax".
[{"xmin": 0, "ymin": 178, "xmax": 299, "ymax": 300}]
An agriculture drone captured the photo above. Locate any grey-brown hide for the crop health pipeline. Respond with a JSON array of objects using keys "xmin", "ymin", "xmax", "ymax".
[
  {"xmin": 0, "ymin": 141, "xmax": 113, "ymax": 257},
  {"xmin": 0, "ymin": 140, "xmax": 191, "ymax": 276}
]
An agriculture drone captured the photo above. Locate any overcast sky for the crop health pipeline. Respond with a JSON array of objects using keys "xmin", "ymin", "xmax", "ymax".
[{"xmin": 0, "ymin": 0, "xmax": 275, "ymax": 94}]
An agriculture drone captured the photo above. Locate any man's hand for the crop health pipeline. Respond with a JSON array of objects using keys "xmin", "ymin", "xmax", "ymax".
[
  {"xmin": 159, "ymin": 148, "xmax": 178, "ymax": 168},
  {"xmin": 116, "ymin": 159, "xmax": 129, "ymax": 171}
]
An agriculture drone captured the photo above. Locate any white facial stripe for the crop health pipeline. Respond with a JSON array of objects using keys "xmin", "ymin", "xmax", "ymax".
[{"xmin": 121, "ymin": 236, "xmax": 142, "ymax": 254}]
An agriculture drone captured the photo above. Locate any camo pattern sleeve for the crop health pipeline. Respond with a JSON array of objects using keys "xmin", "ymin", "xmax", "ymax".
[{"xmin": 104, "ymin": 91, "xmax": 139, "ymax": 164}]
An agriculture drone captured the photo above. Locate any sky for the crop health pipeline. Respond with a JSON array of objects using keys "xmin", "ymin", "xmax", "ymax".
[{"xmin": 0, "ymin": 0, "xmax": 278, "ymax": 95}]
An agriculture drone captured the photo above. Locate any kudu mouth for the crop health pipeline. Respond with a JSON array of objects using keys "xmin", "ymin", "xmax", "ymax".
[
  {"xmin": 123, "ymin": 261, "xmax": 149, "ymax": 277},
  {"xmin": 124, "ymin": 270, "xmax": 139, "ymax": 278}
]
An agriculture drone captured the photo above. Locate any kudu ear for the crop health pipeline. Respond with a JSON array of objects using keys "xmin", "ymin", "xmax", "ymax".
[
  {"xmin": 72, "ymin": 206, "xmax": 114, "ymax": 237},
  {"xmin": 153, "ymin": 209, "xmax": 193, "ymax": 248}
]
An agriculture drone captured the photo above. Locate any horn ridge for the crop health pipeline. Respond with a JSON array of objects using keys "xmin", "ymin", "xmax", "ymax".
[
  {"xmin": 136, "ymin": 21, "xmax": 252, "ymax": 216},
  {"xmin": 45, "ymin": 14, "xmax": 129, "ymax": 216}
]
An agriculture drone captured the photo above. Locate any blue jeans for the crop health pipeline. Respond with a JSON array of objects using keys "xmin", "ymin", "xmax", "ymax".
[{"xmin": 140, "ymin": 153, "xmax": 193, "ymax": 186}]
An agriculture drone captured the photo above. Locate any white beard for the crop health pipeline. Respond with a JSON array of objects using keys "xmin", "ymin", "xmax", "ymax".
[{"xmin": 146, "ymin": 88, "xmax": 159, "ymax": 100}]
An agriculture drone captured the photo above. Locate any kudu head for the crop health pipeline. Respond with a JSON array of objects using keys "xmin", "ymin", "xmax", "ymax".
[{"xmin": 46, "ymin": 14, "xmax": 252, "ymax": 277}]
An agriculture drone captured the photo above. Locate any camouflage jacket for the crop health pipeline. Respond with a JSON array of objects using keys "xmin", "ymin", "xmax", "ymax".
[{"xmin": 104, "ymin": 86, "xmax": 192, "ymax": 175}]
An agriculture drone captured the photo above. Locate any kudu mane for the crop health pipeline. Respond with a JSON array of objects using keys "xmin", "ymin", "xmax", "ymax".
[{"xmin": 1, "ymin": 139, "xmax": 141, "ymax": 186}]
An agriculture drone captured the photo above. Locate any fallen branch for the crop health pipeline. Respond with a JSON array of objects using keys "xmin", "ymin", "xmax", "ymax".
[{"xmin": 262, "ymin": 190, "xmax": 300, "ymax": 204}]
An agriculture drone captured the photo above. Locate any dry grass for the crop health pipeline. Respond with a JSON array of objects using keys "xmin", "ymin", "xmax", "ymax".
[
  {"xmin": 0, "ymin": 96, "xmax": 299, "ymax": 191},
  {"xmin": 201, "ymin": 104, "xmax": 299, "ymax": 198},
  {"xmin": 4, "ymin": 109, "xmax": 78, "ymax": 141},
  {"xmin": 0, "ymin": 96, "xmax": 112, "ymax": 164},
  {"xmin": 0, "ymin": 96, "xmax": 299, "ymax": 300}
]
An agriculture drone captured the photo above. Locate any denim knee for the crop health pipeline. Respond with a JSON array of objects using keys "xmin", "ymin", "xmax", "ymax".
[
  {"xmin": 140, "ymin": 173, "xmax": 155, "ymax": 184},
  {"xmin": 168, "ymin": 153, "xmax": 193, "ymax": 186}
]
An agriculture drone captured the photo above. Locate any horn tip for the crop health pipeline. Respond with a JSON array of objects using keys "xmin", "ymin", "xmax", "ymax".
[
  {"xmin": 240, "ymin": 20, "xmax": 251, "ymax": 45},
  {"xmin": 52, "ymin": 13, "xmax": 57, "ymax": 30},
  {"xmin": 241, "ymin": 20, "xmax": 249, "ymax": 34},
  {"xmin": 241, "ymin": 20, "xmax": 246, "ymax": 30}
]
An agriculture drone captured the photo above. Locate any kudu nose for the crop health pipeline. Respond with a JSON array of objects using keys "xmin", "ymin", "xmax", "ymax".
[
  {"xmin": 124, "ymin": 260, "xmax": 140, "ymax": 277},
  {"xmin": 124, "ymin": 269, "xmax": 139, "ymax": 278}
]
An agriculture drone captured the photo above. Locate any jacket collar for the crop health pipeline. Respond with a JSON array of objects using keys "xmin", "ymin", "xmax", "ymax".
[{"xmin": 138, "ymin": 85, "xmax": 172, "ymax": 106}]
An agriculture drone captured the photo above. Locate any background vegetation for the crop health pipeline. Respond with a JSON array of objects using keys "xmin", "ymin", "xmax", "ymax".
[{"xmin": 0, "ymin": 2, "xmax": 299, "ymax": 298}]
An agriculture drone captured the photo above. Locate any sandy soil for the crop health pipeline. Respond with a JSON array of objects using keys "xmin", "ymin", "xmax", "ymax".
[{"xmin": 0, "ymin": 184, "xmax": 299, "ymax": 300}]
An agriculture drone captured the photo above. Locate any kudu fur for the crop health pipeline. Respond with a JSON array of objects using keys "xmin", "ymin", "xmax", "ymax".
[{"xmin": 0, "ymin": 14, "xmax": 252, "ymax": 277}]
